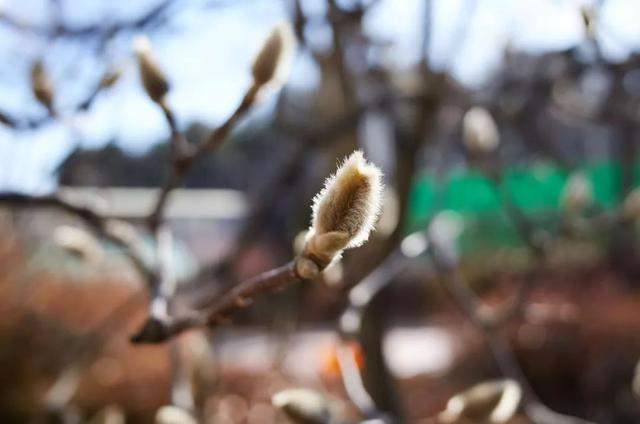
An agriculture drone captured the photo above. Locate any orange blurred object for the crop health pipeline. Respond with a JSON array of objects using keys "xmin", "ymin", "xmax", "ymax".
[{"xmin": 321, "ymin": 340, "xmax": 365, "ymax": 380}]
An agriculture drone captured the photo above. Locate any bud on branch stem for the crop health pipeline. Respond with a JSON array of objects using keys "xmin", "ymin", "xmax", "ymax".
[{"xmin": 131, "ymin": 151, "xmax": 383, "ymax": 343}]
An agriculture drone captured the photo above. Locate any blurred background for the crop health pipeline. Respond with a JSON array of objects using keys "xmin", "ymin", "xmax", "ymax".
[{"xmin": 0, "ymin": 0, "xmax": 640, "ymax": 423}]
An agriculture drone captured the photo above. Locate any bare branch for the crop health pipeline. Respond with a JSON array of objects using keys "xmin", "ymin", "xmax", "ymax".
[
  {"xmin": 130, "ymin": 260, "xmax": 302, "ymax": 343},
  {"xmin": 147, "ymin": 84, "xmax": 259, "ymax": 232},
  {"xmin": 0, "ymin": 192, "xmax": 153, "ymax": 283},
  {"xmin": 0, "ymin": 67, "xmax": 121, "ymax": 130},
  {"xmin": 0, "ymin": 0, "xmax": 175, "ymax": 40}
]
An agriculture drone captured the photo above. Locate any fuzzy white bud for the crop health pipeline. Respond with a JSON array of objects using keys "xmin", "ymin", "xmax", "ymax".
[
  {"xmin": 622, "ymin": 188, "xmax": 640, "ymax": 221},
  {"xmin": 272, "ymin": 388, "xmax": 331, "ymax": 424},
  {"xmin": 633, "ymin": 360, "xmax": 640, "ymax": 400},
  {"xmin": 561, "ymin": 172, "xmax": 593, "ymax": 213},
  {"xmin": 438, "ymin": 379, "xmax": 522, "ymax": 424},
  {"xmin": 463, "ymin": 107, "xmax": 499, "ymax": 154},
  {"xmin": 155, "ymin": 406, "xmax": 197, "ymax": 424},
  {"xmin": 251, "ymin": 22, "xmax": 296, "ymax": 88},
  {"xmin": 53, "ymin": 225, "xmax": 103, "ymax": 263},
  {"xmin": 305, "ymin": 151, "xmax": 383, "ymax": 265},
  {"xmin": 31, "ymin": 59, "xmax": 54, "ymax": 114},
  {"xmin": 134, "ymin": 36, "xmax": 169, "ymax": 103}
]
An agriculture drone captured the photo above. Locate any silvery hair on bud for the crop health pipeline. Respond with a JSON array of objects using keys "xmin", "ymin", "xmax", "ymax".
[
  {"xmin": 133, "ymin": 36, "xmax": 169, "ymax": 103},
  {"xmin": 251, "ymin": 22, "xmax": 296, "ymax": 87},
  {"xmin": 309, "ymin": 151, "xmax": 383, "ymax": 257}
]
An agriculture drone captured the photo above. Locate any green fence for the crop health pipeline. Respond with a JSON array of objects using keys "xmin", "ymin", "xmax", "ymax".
[{"xmin": 407, "ymin": 160, "xmax": 639, "ymax": 252}]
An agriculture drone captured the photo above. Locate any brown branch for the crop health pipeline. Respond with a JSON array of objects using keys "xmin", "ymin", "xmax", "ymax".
[
  {"xmin": 427, "ymin": 240, "xmax": 594, "ymax": 424},
  {"xmin": 131, "ymin": 259, "xmax": 309, "ymax": 343},
  {"xmin": 0, "ymin": 68, "xmax": 120, "ymax": 130},
  {"xmin": 0, "ymin": 0, "xmax": 175, "ymax": 40},
  {"xmin": 147, "ymin": 84, "xmax": 259, "ymax": 232},
  {"xmin": 0, "ymin": 192, "xmax": 154, "ymax": 284}
]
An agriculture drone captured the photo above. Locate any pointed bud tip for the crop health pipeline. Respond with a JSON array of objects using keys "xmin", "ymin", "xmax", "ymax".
[{"xmin": 133, "ymin": 35, "xmax": 152, "ymax": 55}]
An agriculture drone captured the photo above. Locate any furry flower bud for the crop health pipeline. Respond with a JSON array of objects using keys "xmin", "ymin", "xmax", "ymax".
[
  {"xmin": 622, "ymin": 188, "xmax": 640, "ymax": 221},
  {"xmin": 134, "ymin": 36, "xmax": 169, "ymax": 103},
  {"xmin": 31, "ymin": 59, "xmax": 54, "ymax": 114},
  {"xmin": 438, "ymin": 379, "xmax": 522, "ymax": 424},
  {"xmin": 463, "ymin": 107, "xmax": 499, "ymax": 154},
  {"xmin": 305, "ymin": 151, "xmax": 382, "ymax": 265},
  {"xmin": 251, "ymin": 22, "xmax": 296, "ymax": 88},
  {"xmin": 53, "ymin": 225, "xmax": 103, "ymax": 263},
  {"xmin": 272, "ymin": 388, "xmax": 331, "ymax": 424},
  {"xmin": 155, "ymin": 405, "xmax": 197, "ymax": 424},
  {"xmin": 561, "ymin": 172, "xmax": 593, "ymax": 213}
]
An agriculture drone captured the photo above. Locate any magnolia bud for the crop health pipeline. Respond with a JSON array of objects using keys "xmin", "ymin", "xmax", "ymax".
[
  {"xmin": 305, "ymin": 151, "xmax": 383, "ymax": 266},
  {"xmin": 271, "ymin": 388, "xmax": 331, "ymax": 424},
  {"xmin": 561, "ymin": 172, "xmax": 593, "ymax": 213},
  {"xmin": 88, "ymin": 404, "xmax": 125, "ymax": 424},
  {"xmin": 622, "ymin": 188, "xmax": 640, "ymax": 221},
  {"xmin": 581, "ymin": 5, "xmax": 597, "ymax": 38},
  {"xmin": 438, "ymin": 379, "xmax": 522, "ymax": 424},
  {"xmin": 155, "ymin": 405, "xmax": 197, "ymax": 424},
  {"xmin": 633, "ymin": 359, "xmax": 640, "ymax": 399},
  {"xmin": 53, "ymin": 225, "xmax": 103, "ymax": 263},
  {"xmin": 463, "ymin": 107, "xmax": 499, "ymax": 154},
  {"xmin": 134, "ymin": 36, "xmax": 170, "ymax": 103},
  {"xmin": 251, "ymin": 22, "xmax": 296, "ymax": 88},
  {"xmin": 428, "ymin": 210, "xmax": 464, "ymax": 268},
  {"xmin": 31, "ymin": 59, "xmax": 55, "ymax": 114}
]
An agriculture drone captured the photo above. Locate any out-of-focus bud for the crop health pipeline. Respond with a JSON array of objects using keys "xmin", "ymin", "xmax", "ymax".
[
  {"xmin": 88, "ymin": 404, "xmax": 125, "ymax": 424},
  {"xmin": 134, "ymin": 36, "xmax": 170, "ymax": 103},
  {"xmin": 293, "ymin": 230, "xmax": 308, "ymax": 256},
  {"xmin": 463, "ymin": 107, "xmax": 499, "ymax": 155},
  {"xmin": 580, "ymin": 5, "xmax": 597, "ymax": 39},
  {"xmin": 377, "ymin": 188, "xmax": 399, "ymax": 237},
  {"xmin": 181, "ymin": 331, "xmax": 216, "ymax": 410},
  {"xmin": 400, "ymin": 231, "xmax": 429, "ymax": 258},
  {"xmin": 53, "ymin": 225, "xmax": 103, "ymax": 263},
  {"xmin": 561, "ymin": 172, "xmax": 593, "ymax": 213},
  {"xmin": 428, "ymin": 210, "xmax": 464, "ymax": 268},
  {"xmin": 304, "ymin": 151, "xmax": 383, "ymax": 267},
  {"xmin": 633, "ymin": 359, "xmax": 640, "ymax": 399},
  {"xmin": 99, "ymin": 67, "xmax": 123, "ymax": 90},
  {"xmin": 438, "ymin": 379, "xmax": 522, "ymax": 424},
  {"xmin": 31, "ymin": 59, "xmax": 55, "ymax": 114},
  {"xmin": 622, "ymin": 188, "xmax": 640, "ymax": 221},
  {"xmin": 271, "ymin": 388, "xmax": 331, "ymax": 424},
  {"xmin": 155, "ymin": 405, "xmax": 197, "ymax": 424},
  {"xmin": 251, "ymin": 22, "xmax": 296, "ymax": 88}
]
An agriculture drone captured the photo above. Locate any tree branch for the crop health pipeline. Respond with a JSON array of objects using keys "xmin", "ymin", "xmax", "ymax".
[
  {"xmin": 131, "ymin": 259, "xmax": 308, "ymax": 343},
  {"xmin": 0, "ymin": 192, "xmax": 154, "ymax": 283}
]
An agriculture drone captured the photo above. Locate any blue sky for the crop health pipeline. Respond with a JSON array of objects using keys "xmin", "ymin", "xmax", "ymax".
[{"xmin": 0, "ymin": 0, "xmax": 638, "ymax": 192}]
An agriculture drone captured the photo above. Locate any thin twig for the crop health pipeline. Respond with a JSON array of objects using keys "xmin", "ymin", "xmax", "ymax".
[
  {"xmin": 427, "ymin": 243, "xmax": 594, "ymax": 424},
  {"xmin": 0, "ymin": 68, "xmax": 119, "ymax": 130},
  {"xmin": 131, "ymin": 259, "xmax": 307, "ymax": 343},
  {"xmin": 147, "ymin": 84, "xmax": 259, "ymax": 232},
  {"xmin": 0, "ymin": 192, "xmax": 153, "ymax": 283}
]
